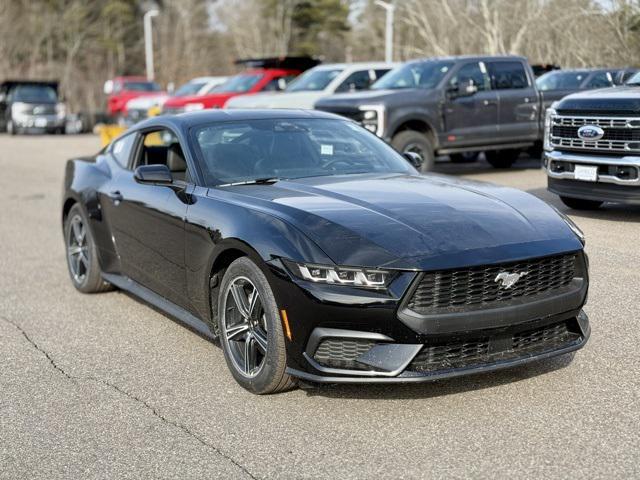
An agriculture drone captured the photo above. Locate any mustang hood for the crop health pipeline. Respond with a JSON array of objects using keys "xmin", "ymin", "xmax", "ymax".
[{"xmin": 214, "ymin": 174, "xmax": 583, "ymax": 270}]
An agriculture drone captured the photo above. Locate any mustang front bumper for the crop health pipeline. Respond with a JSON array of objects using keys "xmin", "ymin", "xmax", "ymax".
[{"xmin": 266, "ymin": 252, "xmax": 590, "ymax": 384}]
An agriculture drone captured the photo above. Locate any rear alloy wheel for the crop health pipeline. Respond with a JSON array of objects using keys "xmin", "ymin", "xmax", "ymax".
[
  {"xmin": 64, "ymin": 204, "xmax": 112, "ymax": 293},
  {"xmin": 218, "ymin": 257, "xmax": 295, "ymax": 394},
  {"xmin": 485, "ymin": 149, "xmax": 520, "ymax": 168},
  {"xmin": 392, "ymin": 130, "xmax": 435, "ymax": 172},
  {"xmin": 560, "ymin": 196, "xmax": 603, "ymax": 210}
]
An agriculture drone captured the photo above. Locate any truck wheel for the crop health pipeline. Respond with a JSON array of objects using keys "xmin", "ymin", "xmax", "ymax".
[
  {"xmin": 392, "ymin": 131, "xmax": 435, "ymax": 172},
  {"xmin": 560, "ymin": 196, "xmax": 603, "ymax": 210},
  {"xmin": 450, "ymin": 152, "xmax": 479, "ymax": 163},
  {"xmin": 485, "ymin": 149, "xmax": 520, "ymax": 168}
]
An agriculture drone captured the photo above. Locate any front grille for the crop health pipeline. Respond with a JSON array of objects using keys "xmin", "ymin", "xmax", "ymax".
[
  {"xmin": 406, "ymin": 253, "xmax": 578, "ymax": 315},
  {"xmin": 550, "ymin": 115, "xmax": 640, "ymax": 153},
  {"xmin": 313, "ymin": 338, "xmax": 376, "ymax": 370},
  {"xmin": 407, "ymin": 320, "xmax": 581, "ymax": 373}
]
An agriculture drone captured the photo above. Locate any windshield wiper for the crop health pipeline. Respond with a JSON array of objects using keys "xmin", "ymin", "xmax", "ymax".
[{"xmin": 218, "ymin": 177, "xmax": 282, "ymax": 187}]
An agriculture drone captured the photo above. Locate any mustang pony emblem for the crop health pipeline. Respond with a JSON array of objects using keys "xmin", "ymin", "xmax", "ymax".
[{"xmin": 494, "ymin": 271, "xmax": 528, "ymax": 289}]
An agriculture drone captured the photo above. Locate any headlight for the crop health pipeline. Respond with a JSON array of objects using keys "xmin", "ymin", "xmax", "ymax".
[
  {"xmin": 358, "ymin": 104, "xmax": 385, "ymax": 137},
  {"xmin": 551, "ymin": 205, "xmax": 585, "ymax": 245},
  {"xmin": 184, "ymin": 103, "xmax": 205, "ymax": 112},
  {"xmin": 284, "ymin": 260, "xmax": 393, "ymax": 288},
  {"xmin": 56, "ymin": 103, "xmax": 67, "ymax": 119},
  {"xmin": 11, "ymin": 102, "xmax": 30, "ymax": 114},
  {"xmin": 543, "ymin": 104, "xmax": 557, "ymax": 152}
]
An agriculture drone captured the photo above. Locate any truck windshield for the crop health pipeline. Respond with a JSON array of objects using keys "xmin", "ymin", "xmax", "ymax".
[
  {"xmin": 193, "ymin": 118, "xmax": 414, "ymax": 186},
  {"xmin": 371, "ymin": 61, "xmax": 453, "ymax": 90},
  {"xmin": 218, "ymin": 74, "xmax": 263, "ymax": 93},
  {"xmin": 12, "ymin": 85, "xmax": 58, "ymax": 103},
  {"xmin": 286, "ymin": 69, "xmax": 343, "ymax": 92},
  {"xmin": 536, "ymin": 71, "xmax": 586, "ymax": 91}
]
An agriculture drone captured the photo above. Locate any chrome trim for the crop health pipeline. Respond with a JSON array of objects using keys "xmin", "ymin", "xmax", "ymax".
[
  {"xmin": 544, "ymin": 150, "xmax": 640, "ymax": 186},
  {"xmin": 549, "ymin": 114, "xmax": 640, "ymax": 153}
]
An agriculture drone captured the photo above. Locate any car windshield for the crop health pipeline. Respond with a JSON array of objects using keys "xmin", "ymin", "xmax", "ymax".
[
  {"xmin": 123, "ymin": 81, "xmax": 161, "ymax": 92},
  {"xmin": 536, "ymin": 71, "xmax": 587, "ymax": 91},
  {"xmin": 174, "ymin": 81, "xmax": 207, "ymax": 96},
  {"xmin": 626, "ymin": 71, "xmax": 640, "ymax": 85},
  {"xmin": 218, "ymin": 74, "xmax": 263, "ymax": 93},
  {"xmin": 193, "ymin": 118, "xmax": 415, "ymax": 185},
  {"xmin": 12, "ymin": 84, "xmax": 58, "ymax": 103},
  {"xmin": 372, "ymin": 61, "xmax": 453, "ymax": 90},
  {"xmin": 286, "ymin": 69, "xmax": 343, "ymax": 92}
]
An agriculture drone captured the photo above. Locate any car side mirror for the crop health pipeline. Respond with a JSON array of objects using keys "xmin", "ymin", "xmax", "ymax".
[
  {"xmin": 134, "ymin": 164, "xmax": 173, "ymax": 184},
  {"xmin": 103, "ymin": 80, "xmax": 114, "ymax": 95},
  {"xmin": 403, "ymin": 152, "xmax": 423, "ymax": 169},
  {"xmin": 455, "ymin": 79, "xmax": 478, "ymax": 97},
  {"xmin": 277, "ymin": 78, "xmax": 288, "ymax": 91}
]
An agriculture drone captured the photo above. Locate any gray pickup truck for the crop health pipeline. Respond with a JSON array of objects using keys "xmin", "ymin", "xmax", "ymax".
[
  {"xmin": 543, "ymin": 78, "xmax": 640, "ymax": 209},
  {"xmin": 315, "ymin": 55, "xmax": 598, "ymax": 171}
]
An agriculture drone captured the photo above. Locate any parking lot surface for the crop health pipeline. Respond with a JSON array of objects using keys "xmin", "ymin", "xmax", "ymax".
[{"xmin": 1, "ymin": 135, "xmax": 639, "ymax": 479}]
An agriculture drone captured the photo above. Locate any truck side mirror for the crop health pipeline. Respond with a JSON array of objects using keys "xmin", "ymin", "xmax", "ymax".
[{"xmin": 457, "ymin": 79, "xmax": 478, "ymax": 97}]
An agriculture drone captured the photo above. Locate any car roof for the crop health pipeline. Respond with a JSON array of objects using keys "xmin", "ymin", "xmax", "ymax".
[
  {"xmin": 135, "ymin": 109, "xmax": 344, "ymax": 131},
  {"xmin": 406, "ymin": 55, "xmax": 529, "ymax": 64},
  {"xmin": 312, "ymin": 62, "xmax": 399, "ymax": 70}
]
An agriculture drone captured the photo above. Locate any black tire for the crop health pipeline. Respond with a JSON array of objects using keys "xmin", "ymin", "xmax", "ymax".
[
  {"xmin": 450, "ymin": 152, "xmax": 479, "ymax": 163},
  {"xmin": 218, "ymin": 257, "xmax": 296, "ymax": 394},
  {"xmin": 560, "ymin": 196, "xmax": 603, "ymax": 210},
  {"xmin": 392, "ymin": 130, "xmax": 435, "ymax": 172},
  {"xmin": 485, "ymin": 149, "xmax": 520, "ymax": 168},
  {"xmin": 64, "ymin": 204, "xmax": 112, "ymax": 293}
]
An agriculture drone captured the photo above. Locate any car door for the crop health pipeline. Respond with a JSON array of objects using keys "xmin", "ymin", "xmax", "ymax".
[
  {"xmin": 101, "ymin": 127, "xmax": 191, "ymax": 308},
  {"xmin": 442, "ymin": 61, "xmax": 498, "ymax": 147},
  {"xmin": 487, "ymin": 60, "xmax": 538, "ymax": 143}
]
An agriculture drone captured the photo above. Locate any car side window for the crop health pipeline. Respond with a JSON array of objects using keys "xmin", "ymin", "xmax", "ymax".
[
  {"xmin": 132, "ymin": 128, "xmax": 191, "ymax": 182},
  {"xmin": 335, "ymin": 70, "xmax": 374, "ymax": 93},
  {"xmin": 585, "ymin": 72, "xmax": 613, "ymax": 88},
  {"xmin": 110, "ymin": 133, "xmax": 137, "ymax": 168},
  {"xmin": 488, "ymin": 61, "xmax": 529, "ymax": 89},
  {"xmin": 449, "ymin": 62, "xmax": 491, "ymax": 91},
  {"xmin": 374, "ymin": 69, "xmax": 391, "ymax": 81}
]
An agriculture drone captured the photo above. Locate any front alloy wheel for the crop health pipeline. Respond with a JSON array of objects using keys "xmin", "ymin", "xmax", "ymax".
[
  {"xmin": 222, "ymin": 277, "xmax": 269, "ymax": 377},
  {"xmin": 218, "ymin": 257, "xmax": 296, "ymax": 394}
]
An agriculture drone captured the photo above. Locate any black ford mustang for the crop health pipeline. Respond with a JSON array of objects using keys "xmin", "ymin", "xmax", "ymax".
[{"xmin": 62, "ymin": 110, "xmax": 590, "ymax": 394}]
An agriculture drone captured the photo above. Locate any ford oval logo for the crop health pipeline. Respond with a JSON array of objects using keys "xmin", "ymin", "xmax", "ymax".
[{"xmin": 577, "ymin": 125, "xmax": 604, "ymax": 141}]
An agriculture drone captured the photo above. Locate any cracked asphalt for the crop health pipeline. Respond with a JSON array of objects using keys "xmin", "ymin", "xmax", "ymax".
[{"xmin": 1, "ymin": 135, "xmax": 639, "ymax": 479}]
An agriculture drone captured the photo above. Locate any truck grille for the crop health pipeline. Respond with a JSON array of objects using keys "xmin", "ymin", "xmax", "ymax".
[
  {"xmin": 407, "ymin": 320, "xmax": 581, "ymax": 373},
  {"xmin": 550, "ymin": 115, "xmax": 640, "ymax": 153},
  {"xmin": 405, "ymin": 253, "xmax": 578, "ymax": 315}
]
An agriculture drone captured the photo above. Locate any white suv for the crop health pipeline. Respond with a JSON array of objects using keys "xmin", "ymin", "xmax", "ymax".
[{"xmin": 225, "ymin": 62, "xmax": 397, "ymax": 110}]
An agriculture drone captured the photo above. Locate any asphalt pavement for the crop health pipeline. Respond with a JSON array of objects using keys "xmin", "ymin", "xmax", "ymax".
[{"xmin": 1, "ymin": 135, "xmax": 638, "ymax": 479}]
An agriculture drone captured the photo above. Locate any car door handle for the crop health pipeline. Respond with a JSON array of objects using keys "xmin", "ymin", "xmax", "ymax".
[
  {"xmin": 483, "ymin": 99, "xmax": 497, "ymax": 106},
  {"xmin": 107, "ymin": 190, "xmax": 123, "ymax": 204}
]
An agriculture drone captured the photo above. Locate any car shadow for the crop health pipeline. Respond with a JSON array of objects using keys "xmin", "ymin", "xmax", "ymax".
[
  {"xmin": 299, "ymin": 353, "xmax": 575, "ymax": 400},
  {"xmin": 527, "ymin": 186, "xmax": 640, "ymax": 223},
  {"xmin": 433, "ymin": 153, "xmax": 542, "ymax": 176}
]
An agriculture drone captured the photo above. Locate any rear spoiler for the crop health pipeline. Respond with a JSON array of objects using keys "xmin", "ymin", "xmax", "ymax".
[{"xmin": 234, "ymin": 56, "xmax": 320, "ymax": 72}]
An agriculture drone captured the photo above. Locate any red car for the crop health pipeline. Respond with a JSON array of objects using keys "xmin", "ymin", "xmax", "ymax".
[
  {"xmin": 104, "ymin": 76, "xmax": 163, "ymax": 117},
  {"xmin": 162, "ymin": 57, "xmax": 319, "ymax": 114}
]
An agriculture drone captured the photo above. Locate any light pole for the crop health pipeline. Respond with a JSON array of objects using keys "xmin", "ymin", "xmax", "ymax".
[
  {"xmin": 144, "ymin": 9, "xmax": 159, "ymax": 81},
  {"xmin": 375, "ymin": 0, "xmax": 395, "ymax": 63}
]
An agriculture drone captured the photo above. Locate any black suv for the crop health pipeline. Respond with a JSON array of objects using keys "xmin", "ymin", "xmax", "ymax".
[{"xmin": 315, "ymin": 56, "xmax": 550, "ymax": 170}]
